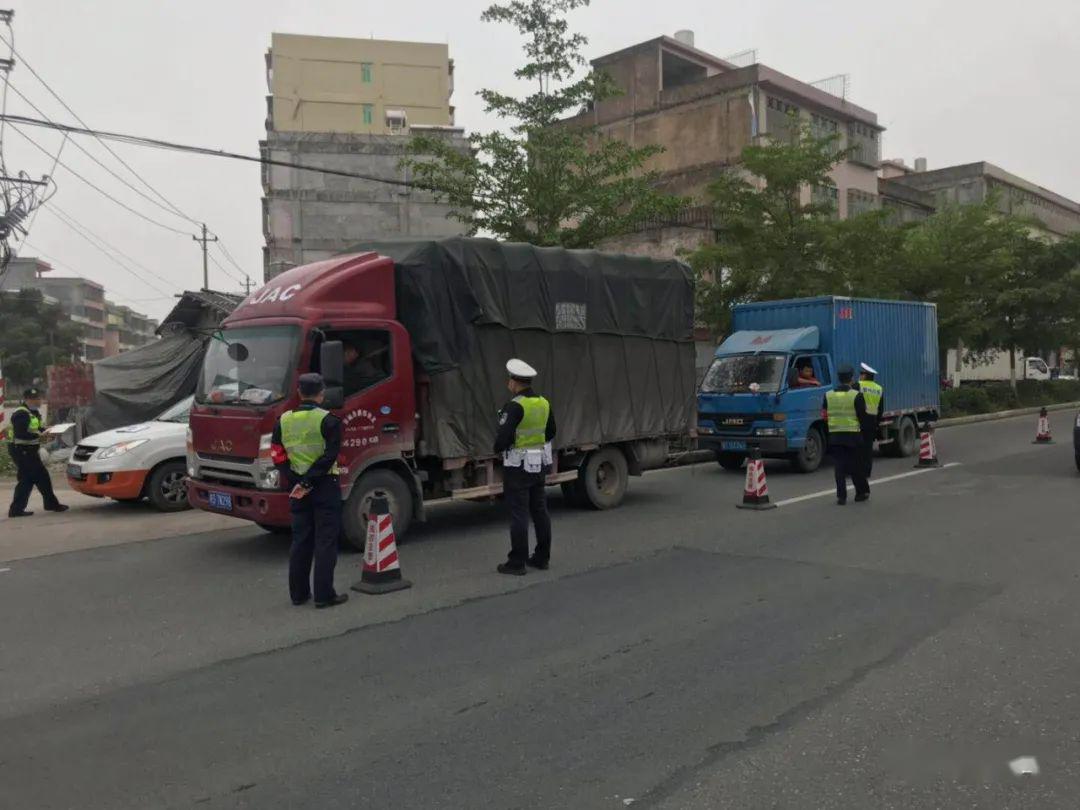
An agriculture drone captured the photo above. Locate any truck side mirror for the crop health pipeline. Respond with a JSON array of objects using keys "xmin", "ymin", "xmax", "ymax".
[{"xmin": 320, "ymin": 340, "xmax": 345, "ymax": 409}]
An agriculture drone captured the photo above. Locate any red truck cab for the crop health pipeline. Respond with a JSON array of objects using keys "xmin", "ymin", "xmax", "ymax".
[{"xmin": 186, "ymin": 252, "xmax": 420, "ymax": 543}]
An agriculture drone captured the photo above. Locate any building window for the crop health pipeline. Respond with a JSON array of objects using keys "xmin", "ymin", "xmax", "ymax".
[
  {"xmin": 361, "ymin": 62, "xmax": 373, "ymax": 83},
  {"xmin": 847, "ymin": 188, "xmax": 879, "ymax": 217},
  {"xmin": 765, "ymin": 96, "xmax": 800, "ymax": 141},
  {"xmin": 362, "ymin": 104, "xmax": 373, "ymax": 125},
  {"xmin": 811, "ymin": 113, "xmax": 839, "ymax": 140},
  {"xmin": 812, "ymin": 184, "xmax": 839, "ymax": 216},
  {"xmin": 846, "ymin": 121, "xmax": 880, "ymax": 167}
]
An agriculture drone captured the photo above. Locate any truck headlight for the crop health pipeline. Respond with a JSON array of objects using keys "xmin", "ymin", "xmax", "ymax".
[
  {"xmin": 97, "ymin": 439, "xmax": 149, "ymax": 460},
  {"xmin": 257, "ymin": 467, "xmax": 280, "ymax": 490}
]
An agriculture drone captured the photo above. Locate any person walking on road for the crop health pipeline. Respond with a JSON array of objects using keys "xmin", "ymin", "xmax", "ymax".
[
  {"xmin": 271, "ymin": 373, "xmax": 348, "ymax": 608},
  {"xmin": 7, "ymin": 387, "xmax": 68, "ymax": 518},
  {"xmin": 856, "ymin": 363, "xmax": 884, "ymax": 479},
  {"xmin": 824, "ymin": 365, "xmax": 870, "ymax": 505},
  {"xmin": 494, "ymin": 358, "xmax": 556, "ymax": 576}
]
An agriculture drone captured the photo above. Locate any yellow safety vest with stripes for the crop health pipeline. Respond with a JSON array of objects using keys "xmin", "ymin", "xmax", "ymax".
[
  {"xmin": 512, "ymin": 395, "xmax": 550, "ymax": 449},
  {"xmin": 858, "ymin": 380, "xmax": 883, "ymax": 416},
  {"xmin": 280, "ymin": 407, "xmax": 339, "ymax": 476},
  {"xmin": 826, "ymin": 389, "xmax": 860, "ymax": 434},
  {"xmin": 10, "ymin": 405, "xmax": 43, "ymax": 446}
]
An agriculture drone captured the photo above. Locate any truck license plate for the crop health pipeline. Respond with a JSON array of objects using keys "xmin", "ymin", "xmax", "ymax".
[
  {"xmin": 721, "ymin": 440, "xmax": 747, "ymax": 451},
  {"xmin": 208, "ymin": 491, "xmax": 233, "ymax": 511}
]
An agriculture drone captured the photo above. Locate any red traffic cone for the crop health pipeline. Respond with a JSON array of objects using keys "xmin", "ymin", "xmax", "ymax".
[
  {"xmin": 351, "ymin": 493, "xmax": 412, "ymax": 594},
  {"xmin": 914, "ymin": 423, "xmax": 941, "ymax": 468},
  {"xmin": 1033, "ymin": 407, "xmax": 1053, "ymax": 444},
  {"xmin": 736, "ymin": 448, "xmax": 776, "ymax": 510}
]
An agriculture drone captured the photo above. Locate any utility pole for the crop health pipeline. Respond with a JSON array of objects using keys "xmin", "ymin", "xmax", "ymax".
[
  {"xmin": 243, "ymin": 275, "xmax": 252, "ymax": 295},
  {"xmin": 192, "ymin": 223, "xmax": 217, "ymax": 290}
]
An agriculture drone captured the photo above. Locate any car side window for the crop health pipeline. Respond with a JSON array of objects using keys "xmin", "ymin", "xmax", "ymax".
[{"xmin": 323, "ymin": 329, "xmax": 393, "ymax": 398}]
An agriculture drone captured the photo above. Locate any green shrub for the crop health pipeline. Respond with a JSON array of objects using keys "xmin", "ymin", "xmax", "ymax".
[
  {"xmin": 941, "ymin": 380, "xmax": 1080, "ymax": 418},
  {"xmin": 941, "ymin": 387, "xmax": 992, "ymax": 417}
]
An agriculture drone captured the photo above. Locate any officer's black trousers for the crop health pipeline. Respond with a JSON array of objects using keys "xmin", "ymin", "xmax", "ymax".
[
  {"xmin": 831, "ymin": 444, "xmax": 870, "ymax": 502},
  {"xmin": 288, "ymin": 476, "xmax": 341, "ymax": 604},
  {"xmin": 858, "ymin": 427, "xmax": 876, "ymax": 479},
  {"xmin": 8, "ymin": 444, "xmax": 60, "ymax": 514},
  {"xmin": 505, "ymin": 478, "xmax": 551, "ymax": 567}
]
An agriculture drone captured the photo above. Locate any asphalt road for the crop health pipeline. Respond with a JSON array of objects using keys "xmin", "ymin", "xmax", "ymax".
[{"xmin": 2, "ymin": 413, "xmax": 1079, "ymax": 808}]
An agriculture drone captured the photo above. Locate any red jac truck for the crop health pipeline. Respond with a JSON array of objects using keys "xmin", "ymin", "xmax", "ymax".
[{"xmin": 186, "ymin": 238, "xmax": 696, "ymax": 548}]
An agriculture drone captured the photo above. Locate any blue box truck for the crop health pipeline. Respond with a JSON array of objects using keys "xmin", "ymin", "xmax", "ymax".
[{"xmin": 697, "ymin": 296, "xmax": 940, "ymax": 472}]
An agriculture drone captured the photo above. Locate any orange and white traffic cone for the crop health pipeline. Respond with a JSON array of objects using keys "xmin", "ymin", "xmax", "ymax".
[
  {"xmin": 736, "ymin": 448, "xmax": 776, "ymax": 510},
  {"xmin": 914, "ymin": 423, "xmax": 940, "ymax": 468},
  {"xmin": 351, "ymin": 493, "xmax": 412, "ymax": 594},
  {"xmin": 1033, "ymin": 407, "xmax": 1053, "ymax": 444}
]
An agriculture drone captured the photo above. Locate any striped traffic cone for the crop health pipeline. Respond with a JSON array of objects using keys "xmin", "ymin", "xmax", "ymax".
[
  {"xmin": 351, "ymin": 493, "xmax": 412, "ymax": 595},
  {"xmin": 1032, "ymin": 407, "xmax": 1053, "ymax": 444},
  {"xmin": 736, "ymin": 448, "xmax": 776, "ymax": 510},
  {"xmin": 914, "ymin": 423, "xmax": 941, "ymax": 468}
]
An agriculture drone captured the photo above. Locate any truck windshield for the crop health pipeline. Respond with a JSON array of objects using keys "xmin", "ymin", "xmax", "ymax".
[
  {"xmin": 196, "ymin": 325, "xmax": 300, "ymax": 406},
  {"xmin": 701, "ymin": 354, "xmax": 787, "ymax": 394}
]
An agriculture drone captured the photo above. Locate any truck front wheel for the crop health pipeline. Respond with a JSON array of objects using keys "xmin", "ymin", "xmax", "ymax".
[
  {"xmin": 577, "ymin": 447, "xmax": 629, "ymax": 510},
  {"xmin": 342, "ymin": 469, "xmax": 414, "ymax": 552},
  {"xmin": 716, "ymin": 452, "xmax": 744, "ymax": 472},
  {"xmin": 791, "ymin": 426, "xmax": 824, "ymax": 473}
]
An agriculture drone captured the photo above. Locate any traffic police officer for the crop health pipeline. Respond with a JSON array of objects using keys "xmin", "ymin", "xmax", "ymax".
[
  {"xmin": 494, "ymin": 358, "xmax": 556, "ymax": 575},
  {"xmin": 271, "ymin": 373, "xmax": 348, "ymax": 608},
  {"xmin": 7, "ymin": 387, "xmax": 68, "ymax": 518},
  {"xmin": 823, "ymin": 365, "xmax": 870, "ymax": 505},
  {"xmin": 856, "ymin": 363, "xmax": 884, "ymax": 478}
]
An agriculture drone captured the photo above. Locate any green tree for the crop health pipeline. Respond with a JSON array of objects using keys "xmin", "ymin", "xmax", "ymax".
[
  {"xmin": 0, "ymin": 288, "xmax": 82, "ymax": 387},
  {"xmin": 402, "ymin": 0, "xmax": 685, "ymax": 247},
  {"xmin": 1049, "ymin": 234, "xmax": 1080, "ymax": 374},
  {"xmin": 689, "ymin": 121, "xmax": 850, "ymax": 333}
]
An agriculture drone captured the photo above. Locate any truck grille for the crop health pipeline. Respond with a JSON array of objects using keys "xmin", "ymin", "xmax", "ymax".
[
  {"xmin": 195, "ymin": 452, "xmax": 258, "ymax": 489},
  {"xmin": 72, "ymin": 445, "xmax": 97, "ymax": 462},
  {"xmin": 698, "ymin": 412, "xmax": 768, "ymax": 435}
]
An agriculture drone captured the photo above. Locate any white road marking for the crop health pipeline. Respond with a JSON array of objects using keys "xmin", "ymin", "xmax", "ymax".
[
  {"xmin": 0, "ymin": 567, "xmax": 11, "ymax": 574},
  {"xmin": 773, "ymin": 462, "xmax": 961, "ymax": 508}
]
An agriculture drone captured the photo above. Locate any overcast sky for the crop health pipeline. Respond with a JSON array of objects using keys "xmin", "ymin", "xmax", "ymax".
[{"xmin": 4, "ymin": 0, "xmax": 1077, "ymax": 320}]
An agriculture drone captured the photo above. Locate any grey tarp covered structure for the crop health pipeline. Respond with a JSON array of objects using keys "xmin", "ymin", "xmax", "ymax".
[
  {"xmin": 84, "ymin": 290, "xmax": 242, "ymax": 433},
  {"xmin": 346, "ymin": 238, "xmax": 696, "ymax": 459}
]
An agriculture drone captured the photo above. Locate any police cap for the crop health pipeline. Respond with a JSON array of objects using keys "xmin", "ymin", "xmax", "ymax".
[
  {"xmin": 23, "ymin": 387, "xmax": 42, "ymax": 400},
  {"xmin": 860, "ymin": 362, "xmax": 878, "ymax": 376},
  {"xmin": 837, "ymin": 364, "xmax": 855, "ymax": 383},
  {"xmin": 297, "ymin": 373, "xmax": 325, "ymax": 396},
  {"xmin": 506, "ymin": 358, "xmax": 537, "ymax": 382}
]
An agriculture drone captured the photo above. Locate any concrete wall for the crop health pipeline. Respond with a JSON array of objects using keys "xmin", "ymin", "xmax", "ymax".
[
  {"xmin": 262, "ymin": 130, "xmax": 468, "ymax": 280},
  {"xmin": 269, "ymin": 33, "xmax": 452, "ymax": 134}
]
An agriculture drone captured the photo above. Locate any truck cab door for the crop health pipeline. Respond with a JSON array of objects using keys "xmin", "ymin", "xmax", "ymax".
[
  {"xmin": 784, "ymin": 354, "xmax": 832, "ymax": 449},
  {"xmin": 318, "ymin": 324, "xmax": 416, "ymax": 479},
  {"xmin": 1027, "ymin": 357, "xmax": 1049, "ymax": 381}
]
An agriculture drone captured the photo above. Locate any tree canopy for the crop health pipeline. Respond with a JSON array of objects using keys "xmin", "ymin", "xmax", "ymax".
[
  {"xmin": 402, "ymin": 0, "xmax": 686, "ymax": 247},
  {"xmin": 0, "ymin": 288, "xmax": 82, "ymax": 387}
]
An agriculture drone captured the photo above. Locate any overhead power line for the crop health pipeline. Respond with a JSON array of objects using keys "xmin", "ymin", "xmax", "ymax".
[
  {"xmin": 0, "ymin": 29, "xmax": 198, "ymax": 224},
  {"xmin": 0, "ymin": 112, "xmax": 421, "ymax": 189},
  {"xmin": 9, "ymin": 122, "xmax": 190, "ymax": 235},
  {"xmin": 43, "ymin": 202, "xmax": 177, "ymax": 296},
  {"xmin": 21, "ymin": 239, "xmax": 176, "ymax": 307},
  {"xmin": 8, "ymin": 82, "xmax": 199, "ymax": 227}
]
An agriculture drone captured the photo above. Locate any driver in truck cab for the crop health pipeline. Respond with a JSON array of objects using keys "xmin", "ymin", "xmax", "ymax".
[{"xmin": 792, "ymin": 359, "xmax": 821, "ymax": 388}]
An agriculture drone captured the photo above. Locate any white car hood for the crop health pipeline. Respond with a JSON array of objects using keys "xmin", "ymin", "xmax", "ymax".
[{"xmin": 80, "ymin": 420, "xmax": 187, "ymax": 449}]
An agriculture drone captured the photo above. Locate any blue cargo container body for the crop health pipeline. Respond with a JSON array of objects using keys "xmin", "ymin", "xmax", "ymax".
[{"xmin": 698, "ymin": 296, "xmax": 940, "ymax": 472}]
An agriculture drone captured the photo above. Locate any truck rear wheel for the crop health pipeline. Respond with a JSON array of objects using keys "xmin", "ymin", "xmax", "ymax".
[
  {"xmin": 887, "ymin": 417, "xmax": 919, "ymax": 458},
  {"xmin": 791, "ymin": 426, "xmax": 824, "ymax": 473},
  {"xmin": 342, "ymin": 469, "xmax": 413, "ymax": 552},
  {"xmin": 578, "ymin": 447, "xmax": 629, "ymax": 510}
]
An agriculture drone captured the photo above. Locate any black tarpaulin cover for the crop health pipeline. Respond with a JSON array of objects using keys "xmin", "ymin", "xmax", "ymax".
[
  {"xmin": 346, "ymin": 238, "xmax": 696, "ymax": 459},
  {"xmin": 84, "ymin": 326, "xmax": 204, "ymax": 434}
]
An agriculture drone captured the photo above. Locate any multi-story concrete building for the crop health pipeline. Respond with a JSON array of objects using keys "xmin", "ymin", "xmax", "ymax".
[
  {"xmin": 261, "ymin": 33, "xmax": 468, "ymax": 281},
  {"xmin": 562, "ymin": 32, "xmax": 884, "ymax": 258},
  {"xmin": 105, "ymin": 302, "xmax": 159, "ymax": 356},
  {"xmin": 0, "ymin": 257, "xmax": 157, "ymax": 361},
  {"xmin": 880, "ymin": 159, "xmax": 1080, "ymax": 239}
]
